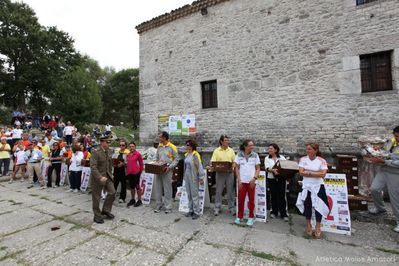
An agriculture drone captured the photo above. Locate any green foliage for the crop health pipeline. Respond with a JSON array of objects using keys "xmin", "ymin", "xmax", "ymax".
[
  {"xmin": 51, "ymin": 66, "xmax": 103, "ymax": 128},
  {"xmin": 100, "ymin": 68, "xmax": 139, "ymax": 128},
  {"xmin": 0, "ymin": 0, "xmax": 80, "ymax": 113}
]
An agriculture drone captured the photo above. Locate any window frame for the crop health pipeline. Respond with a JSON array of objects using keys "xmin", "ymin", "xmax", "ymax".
[
  {"xmin": 360, "ymin": 50, "xmax": 393, "ymax": 93},
  {"xmin": 201, "ymin": 80, "xmax": 218, "ymax": 109}
]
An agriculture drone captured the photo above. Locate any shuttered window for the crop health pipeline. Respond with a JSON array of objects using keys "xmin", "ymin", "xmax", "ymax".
[
  {"xmin": 360, "ymin": 51, "xmax": 392, "ymax": 93},
  {"xmin": 201, "ymin": 80, "xmax": 218, "ymax": 108}
]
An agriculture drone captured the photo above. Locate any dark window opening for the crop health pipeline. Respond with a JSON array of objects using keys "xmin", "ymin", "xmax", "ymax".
[
  {"xmin": 360, "ymin": 51, "xmax": 393, "ymax": 93},
  {"xmin": 201, "ymin": 80, "xmax": 218, "ymax": 108}
]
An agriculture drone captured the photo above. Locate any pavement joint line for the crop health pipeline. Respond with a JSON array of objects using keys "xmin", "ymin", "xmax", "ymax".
[{"xmin": 0, "ymin": 218, "xmax": 53, "ymax": 239}]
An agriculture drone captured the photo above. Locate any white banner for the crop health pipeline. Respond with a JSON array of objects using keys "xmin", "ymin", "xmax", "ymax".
[
  {"xmin": 80, "ymin": 167, "xmax": 91, "ymax": 191},
  {"xmin": 60, "ymin": 163, "xmax": 68, "ymax": 186},
  {"xmin": 241, "ymin": 171, "xmax": 267, "ymax": 222},
  {"xmin": 140, "ymin": 172, "xmax": 154, "ymax": 205},
  {"xmin": 315, "ymin": 173, "xmax": 351, "ymax": 235},
  {"xmin": 178, "ymin": 178, "xmax": 207, "ymax": 214}
]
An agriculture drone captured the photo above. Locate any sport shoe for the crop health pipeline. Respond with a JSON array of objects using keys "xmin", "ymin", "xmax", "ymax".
[
  {"xmin": 283, "ymin": 216, "xmax": 289, "ymax": 222},
  {"xmin": 165, "ymin": 209, "xmax": 171, "ymax": 214},
  {"xmin": 127, "ymin": 199, "xmax": 136, "ymax": 207},
  {"xmin": 133, "ymin": 200, "xmax": 142, "ymax": 207},
  {"xmin": 73, "ymin": 189, "xmax": 78, "ymax": 193},
  {"xmin": 234, "ymin": 218, "xmax": 241, "ymax": 225},
  {"xmin": 247, "ymin": 218, "xmax": 255, "ymax": 226},
  {"xmin": 393, "ymin": 225, "xmax": 399, "ymax": 233},
  {"xmin": 8, "ymin": 179, "xmax": 13, "ymax": 184},
  {"xmin": 118, "ymin": 199, "xmax": 125, "ymax": 204},
  {"xmin": 270, "ymin": 213, "xmax": 276, "ymax": 219},
  {"xmin": 154, "ymin": 207, "xmax": 162, "ymax": 213},
  {"xmin": 67, "ymin": 189, "xmax": 73, "ymax": 192},
  {"xmin": 192, "ymin": 213, "xmax": 199, "ymax": 220},
  {"xmin": 369, "ymin": 207, "xmax": 386, "ymax": 215},
  {"xmin": 214, "ymin": 209, "xmax": 220, "ymax": 216}
]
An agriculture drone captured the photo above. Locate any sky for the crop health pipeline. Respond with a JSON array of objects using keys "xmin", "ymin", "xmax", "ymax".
[{"xmin": 19, "ymin": 0, "xmax": 194, "ymax": 70}]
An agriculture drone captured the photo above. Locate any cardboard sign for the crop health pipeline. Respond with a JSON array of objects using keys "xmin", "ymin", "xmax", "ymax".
[
  {"xmin": 80, "ymin": 167, "xmax": 91, "ymax": 191},
  {"xmin": 178, "ymin": 178, "xmax": 207, "ymax": 214},
  {"xmin": 241, "ymin": 171, "xmax": 267, "ymax": 222},
  {"xmin": 140, "ymin": 172, "xmax": 154, "ymax": 205}
]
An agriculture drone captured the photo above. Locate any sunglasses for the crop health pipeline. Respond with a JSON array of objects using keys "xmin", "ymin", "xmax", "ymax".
[{"xmin": 120, "ymin": 144, "xmax": 126, "ymax": 147}]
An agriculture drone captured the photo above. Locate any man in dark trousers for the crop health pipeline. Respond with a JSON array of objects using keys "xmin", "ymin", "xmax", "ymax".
[{"xmin": 90, "ymin": 136, "xmax": 116, "ymax": 224}]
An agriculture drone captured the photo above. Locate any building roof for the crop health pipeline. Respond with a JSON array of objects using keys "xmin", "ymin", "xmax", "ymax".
[{"xmin": 136, "ymin": 0, "xmax": 230, "ymax": 34}]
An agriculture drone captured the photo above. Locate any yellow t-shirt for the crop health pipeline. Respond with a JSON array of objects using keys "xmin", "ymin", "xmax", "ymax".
[
  {"xmin": 41, "ymin": 145, "xmax": 51, "ymax": 159},
  {"xmin": 210, "ymin": 147, "xmax": 236, "ymax": 162},
  {"xmin": 0, "ymin": 143, "xmax": 11, "ymax": 159}
]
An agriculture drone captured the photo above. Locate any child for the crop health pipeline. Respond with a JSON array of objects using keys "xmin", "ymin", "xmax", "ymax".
[{"xmin": 11, "ymin": 143, "xmax": 27, "ymax": 183}]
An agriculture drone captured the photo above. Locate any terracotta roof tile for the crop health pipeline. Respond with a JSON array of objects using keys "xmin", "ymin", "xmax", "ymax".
[{"xmin": 136, "ymin": 0, "xmax": 230, "ymax": 34}]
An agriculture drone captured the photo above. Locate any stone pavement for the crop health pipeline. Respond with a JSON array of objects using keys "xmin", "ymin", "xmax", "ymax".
[{"xmin": 0, "ymin": 181, "xmax": 398, "ymax": 266}]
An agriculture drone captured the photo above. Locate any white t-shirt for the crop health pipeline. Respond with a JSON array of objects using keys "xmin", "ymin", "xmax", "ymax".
[
  {"xmin": 234, "ymin": 152, "xmax": 261, "ymax": 183},
  {"xmin": 298, "ymin": 156, "xmax": 328, "ymax": 185},
  {"xmin": 15, "ymin": 150, "xmax": 26, "ymax": 165},
  {"xmin": 12, "ymin": 128, "xmax": 23, "ymax": 139},
  {"xmin": 70, "ymin": 151, "xmax": 84, "ymax": 172},
  {"xmin": 63, "ymin": 126, "xmax": 74, "ymax": 136},
  {"xmin": 105, "ymin": 125, "xmax": 112, "ymax": 132}
]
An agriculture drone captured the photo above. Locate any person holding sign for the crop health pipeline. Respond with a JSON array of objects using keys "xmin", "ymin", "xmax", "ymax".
[
  {"xmin": 183, "ymin": 140, "xmax": 205, "ymax": 220},
  {"xmin": 154, "ymin": 131, "xmax": 179, "ymax": 214},
  {"xmin": 296, "ymin": 143, "xmax": 329, "ymax": 239},
  {"xmin": 264, "ymin": 143, "xmax": 288, "ymax": 221},
  {"xmin": 126, "ymin": 142, "xmax": 144, "ymax": 207},
  {"xmin": 368, "ymin": 126, "xmax": 399, "ymax": 233},
  {"xmin": 211, "ymin": 135, "xmax": 236, "ymax": 216},
  {"xmin": 90, "ymin": 136, "xmax": 116, "ymax": 224},
  {"xmin": 234, "ymin": 140, "xmax": 260, "ymax": 226}
]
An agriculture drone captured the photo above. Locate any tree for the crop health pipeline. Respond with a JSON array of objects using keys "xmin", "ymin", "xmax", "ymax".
[
  {"xmin": 51, "ymin": 66, "xmax": 103, "ymax": 128},
  {"xmin": 0, "ymin": 0, "xmax": 80, "ymax": 113},
  {"xmin": 101, "ymin": 68, "xmax": 139, "ymax": 128}
]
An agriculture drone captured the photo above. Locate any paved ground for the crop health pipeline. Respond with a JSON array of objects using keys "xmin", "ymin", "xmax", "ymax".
[{"xmin": 0, "ymin": 180, "xmax": 398, "ymax": 266}]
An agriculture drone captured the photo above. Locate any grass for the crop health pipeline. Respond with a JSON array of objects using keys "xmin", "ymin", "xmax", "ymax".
[
  {"xmin": 0, "ymin": 246, "xmax": 6, "ymax": 251},
  {"xmin": 164, "ymin": 254, "xmax": 175, "ymax": 265},
  {"xmin": 250, "ymin": 251, "xmax": 285, "ymax": 262},
  {"xmin": 376, "ymin": 247, "xmax": 399, "ymax": 255},
  {"xmin": 112, "ymin": 127, "xmax": 137, "ymax": 143}
]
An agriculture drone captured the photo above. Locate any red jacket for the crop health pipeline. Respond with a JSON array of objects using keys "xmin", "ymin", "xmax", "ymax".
[{"xmin": 126, "ymin": 150, "xmax": 144, "ymax": 175}]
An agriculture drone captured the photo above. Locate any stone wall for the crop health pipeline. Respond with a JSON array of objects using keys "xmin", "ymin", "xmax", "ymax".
[{"xmin": 138, "ymin": 0, "xmax": 399, "ymax": 155}]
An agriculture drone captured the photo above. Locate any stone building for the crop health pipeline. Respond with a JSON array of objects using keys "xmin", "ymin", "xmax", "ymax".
[{"xmin": 136, "ymin": 0, "xmax": 399, "ymax": 155}]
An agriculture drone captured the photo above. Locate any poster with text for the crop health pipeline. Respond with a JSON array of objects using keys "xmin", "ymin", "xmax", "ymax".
[
  {"xmin": 168, "ymin": 115, "xmax": 182, "ymax": 136},
  {"xmin": 158, "ymin": 115, "xmax": 169, "ymax": 133},
  {"xmin": 312, "ymin": 173, "xmax": 351, "ymax": 235},
  {"xmin": 181, "ymin": 114, "xmax": 196, "ymax": 136},
  {"xmin": 178, "ymin": 178, "xmax": 207, "ymax": 214},
  {"xmin": 80, "ymin": 167, "xmax": 91, "ymax": 191},
  {"xmin": 140, "ymin": 172, "xmax": 155, "ymax": 205},
  {"xmin": 240, "ymin": 171, "xmax": 267, "ymax": 222}
]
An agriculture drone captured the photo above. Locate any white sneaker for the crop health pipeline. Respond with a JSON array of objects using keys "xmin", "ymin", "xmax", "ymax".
[
  {"xmin": 67, "ymin": 189, "xmax": 73, "ymax": 192},
  {"xmin": 8, "ymin": 180, "xmax": 13, "ymax": 184},
  {"xmin": 73, "ymin": 189, "xmax": 78, "ymax": 193},
  {"xmin": 270, "ymin": 213, "xmax": 276, "ymax": 219},
  {"xmin": 393, "ymin": 225, "xmax": 399, "ymax": 233},
  {"xmin": 20, "ymin": 179, "xmax": 24, "ymax": 183},
  {"xmin": 118, "ymin": 199, "xmax": 124, "ymax": 203},
  {"xmin": 369, "ymin": 207, "xmax": 386, "ymax": 214}
]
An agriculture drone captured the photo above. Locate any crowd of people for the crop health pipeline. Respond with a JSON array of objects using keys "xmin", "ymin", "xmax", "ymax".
[{"xmin": 2, "ymin": 119, "xmax": 399, "ymax": 237}]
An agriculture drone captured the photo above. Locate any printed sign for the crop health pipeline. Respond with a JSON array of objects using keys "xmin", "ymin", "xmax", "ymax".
[
  {"xmin": 181, "ymin": 114, "xmax": 196, "ymax": 136},
  {"xmin": 241, "ymin": 171, "xmax": 267, "ymax": 222},
  {"xmin": 158, "ymin": 115, "xmax": 169, "ymax": 133},
  {"xmin": 168, "ymin": 115, "xmax": 182, "ymax": 136},
  {"xmin": 178, "ymin": 178, "xmax": 207, "ymax": 214},
  {"xmin": 318, "ymin": 173, "xmax": 351, "ymax": 235},
  {"xmin": 80, "ymin": 167, "xmax": 91, "ymax": 191},
  {"xmin": 140, "ymin": 172, "xmax": 155, "ymax": 205}
]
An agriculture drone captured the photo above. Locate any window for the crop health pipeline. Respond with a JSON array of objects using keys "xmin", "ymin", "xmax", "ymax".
[
  {"xmin": 360, "ymin": 51, "xmax": 392, "ymax": 93},
  {"xmin": 356, "ymin": 0, "xmax": 378, "ymax": 6},
  {"xmin": 201, "ymin": 80, "xmax": 218, "ymax": 108}
]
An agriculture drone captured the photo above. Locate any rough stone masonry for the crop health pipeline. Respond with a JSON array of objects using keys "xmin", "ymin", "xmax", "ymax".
[{"xmin": 137, "ymin": 0, "xmax": 399, "ymax": 154}]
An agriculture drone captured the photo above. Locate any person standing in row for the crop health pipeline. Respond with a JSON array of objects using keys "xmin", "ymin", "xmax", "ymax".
[
  {"xmin": 11, "ymin": 142, "xmax": 27, "ymax": 183},
  {"xmin": 126, "ymin": 142, "xmax": 144, "ymax": 207},
  {"xmin": 183, "ymin": 140, "xmax": 205, "ymax": 220},
  {"xmin": 296, "ymin": 143, "xmax": 329, "ymax": 239},
  {"xmin": 90, "ymin": 136, "xmax": 115, "ymax": 224},
  {"xmin": 368, "ymin": 126, "xmax": 399, "ymax": 233},
  {"xmin": 154, "ymin": 131, "xmax": 178, "ymax": 214},
  {"xmin": 234, "ymin": 140, "xmax": 260, "ymax": 226},
  {"xmin": 68, "ymin": 145, "xmax": 84, "ymax": 192},
  {"xmin": 47, "ymin": 142, "xmax": 64, "ymax": 187},
  {"xmin": 0, "ymin": 137, "xmax": 11, "ymax": 177},
  {"xmin": 211, "ymin": 135, "xmax": 236, "ymax": 216},
  {"xmin": 264, "ymin": 143, "xmax": 289, "ymax": 221},
  {"xmin": 113, "ymin": 140, "xmax": 129, "ymax": 204},
  {"xmin": 25, "ymin": 141, "xmax": 45, "ymax": 189},
  {"xmin": 63, "ymin": 121, "xmax": 75, "ymax": 146}
]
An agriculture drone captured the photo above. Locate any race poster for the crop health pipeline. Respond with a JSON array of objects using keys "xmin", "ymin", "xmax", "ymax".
[
  {"xmin": 241, "ymin": 171, "xmax": 267, "ymax": 222},
  {"xmin": 178, "ymin": 178, "xmax": 207, "ymax": 214},
  {"xmin": 317, "ymin": 173, "xmax": 352, "ymax": 235},
  {"xmin": 80, "ymin": 167, "xmax": 91, "ymax": 191},
  {"xmin": 168, "ymin": 115, "xmax": 182, "ymax": 136},
  {"xmin": 140, "ymin": 172, "xmax": 155, "ymax": 205},
  {"xmin": 181, "ymin": 114, "xmax": 196, "ymax": 136}
]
